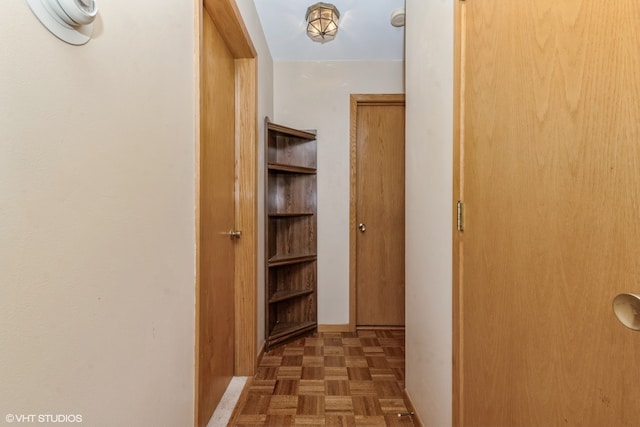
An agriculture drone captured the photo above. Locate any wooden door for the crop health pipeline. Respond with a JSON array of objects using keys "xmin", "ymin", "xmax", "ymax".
[
  {"xmin": 197, "ymin": 9, "xmax": 236, "ymax": 427},
  {"xmin": 456, "ymin": 1, "xmax": 640, "ymax": 426},
  {"xmin": 351, "ymin": 95, "xmax": 405, "ymax": 327}
]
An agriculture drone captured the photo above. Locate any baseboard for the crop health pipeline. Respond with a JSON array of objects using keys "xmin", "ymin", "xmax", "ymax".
[
  {"xmin": 356, "ymin": 325, "xmax": 405, "ymax": 331},
  {"xmin": 317, "ymin": 324, "xmax": 351, "ymax": 333},
  {"xmin": 403, "ymin": 389, "xmax": 424, "ymax": 427}
]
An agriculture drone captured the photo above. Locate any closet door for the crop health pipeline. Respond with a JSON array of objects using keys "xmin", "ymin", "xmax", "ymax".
[{"xmin": 457, "ymin": 2, "xmax": 640, "ymax": 426}]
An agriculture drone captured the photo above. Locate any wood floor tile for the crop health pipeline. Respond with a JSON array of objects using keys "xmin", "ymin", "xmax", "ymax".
[
  {"xmin": 261, "ymin": 355, "xmax": 283, "ymax": 366},
  {"xmin": 299, "ymin": 380, "xmax": 325, "ymax": 395},
  {"xmin": 348, "ymin": 381, "xmax": 377, "ymax": 396},
  {"xmin": 267, "ymin": 395, "xmax": 298, "ymax": 415},
  {"xmin": 362, "ymin": 346, "xmax": 385, "ymax": 354},
  {"xmin": 301, "ymin": 366, "xmax": 324, "ymax": 380},
  {"xmin": 355, "ymin": 415, "xmax": 388, "ymax": 426},
  {"xmin": 347, "ymin": 367, "xmax": 372, "ymax": 380},
  {"xmin": 247, "ymin": 379, "xmax": 276, "ymax": 395},
  {"xmin": 277, "ymin": 366, "xmax": 302, "ymax": 379},
  {"xmin": 235, "ymin": 414, "xmax": 267, "ymax": 425},
  {"xmin": 255, "ymin": 367, "xmax": 278, "ymax": 380},
  {"xmin": 323, "ymin": 346, "xmax": 345, "ymax": 356},
  {"xmin": 282, "ymin": 355, "xmax": 303, "ymax": 366},
  {"xmin": 379, "ymin": 398, "xmax": 408, "ymax": 414},
  {"xmin": 303, "ymin": 356, "xmax": 325, "ymax": 367},
  {"xmin": 273, "ymin": 379, "xmax": 299, "ymax": 395},
  {"xmin": 282, "ymin": 347, "xmax": 305, "ymax": 356},
  {"xmin": 366, "ymin": 356, "xmax": 390, "ymax": 369},
  {"xmin": 229, "ymin": 330, "xmax": 415, "ymax": 426},
  {"xmin": 264, "ymin": 415, "xmax": 296, "ymax": 426},
  {"xmin": 325, "ymin": 396, "xmax": 354, "ymax": 414},
  {"xmin": 325, "ymin": 380, "xmax": 350, "ymax": 396},
  {"xmin": 345, "ymin": 357, "xmax": 369, "ymax": 368},
  {"xmin": 352, "ymin": 395, "xmax": 383, "ymax": 416},
  {"xmin": 305, "ymin": 337, "xmax": 324, "ymax": 347},
  {"xmin": 374, "ymin": 380, "xmax": 404, "ymax": 397},
  {"xmin": 324, "ymin": 367, "xmax": 348, "ymax": 380},
  {"xmin": 324, "ymin": 337, "xmax": 343, "ymax": 346},
  {"xmin": 342, "ymin": 337, "xmax": 362, "ymax": 346},
  {"xmin": 294, "ymin": 415, "xmax": 326, "ymax": 425},
  {"xmin": 240, "ymin": 394, "xmax": 271, "ymax": 415},
  {"xmin": 304, "ymin": 346, "xmax": 324, "ymax": 356},
  {"xmin": 325, "ymin": 415, "xmax": 357, "ymax": 426},
  {"xmin": 324, "ymin": 355, "xmax": 346, "ymax": 367},
  {"xmin": 297, "ymin": 395, "xmax": 325, "ymax": 415},
  {"xmin": 369, "ymin": 367, "xmax": 397, "ymax": 381}
]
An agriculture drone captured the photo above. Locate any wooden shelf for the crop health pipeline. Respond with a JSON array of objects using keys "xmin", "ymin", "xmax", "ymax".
[
  {"xmin": 269, "ymin": 321, "xmax": 317, "ymax": 341},
  {"xmin": 268, "ymin": 163, "xmax": 316, "ymax": 174},
  {"xmin": 268, "ymin": 212, "xmax": 314, "ymax": 217},
  {"xmin": 268, "ymin": 254, "xmax": 317, "ymax": 267},
  {"xmin": 265, "ymin": 117, "xmax": 317, "ymax": 350},
  {"xmin": 267, "ymin": 122, "xmax": 316, "ymax": 140},
  {"xmin": 269, "ymin": 288, "xmax": 314, "ymax": 304}
]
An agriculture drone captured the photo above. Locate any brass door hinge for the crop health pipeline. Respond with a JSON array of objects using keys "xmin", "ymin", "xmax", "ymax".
[{"xmin": 457, "ymin": 200, "xmax": 464, "ymax": 232}]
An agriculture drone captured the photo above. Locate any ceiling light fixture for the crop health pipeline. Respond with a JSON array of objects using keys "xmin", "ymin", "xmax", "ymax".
[{"xmin": 305, "ymin": 2, "xmax": 340, "ymax": 44}]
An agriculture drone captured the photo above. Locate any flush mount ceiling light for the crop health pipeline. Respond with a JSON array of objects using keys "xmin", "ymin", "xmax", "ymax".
[
  {"xmin": 26, "ymin": 0, "xmax": 98, "ymax": 45},
  {"xmin": 305, "ymin": 2, "xmax": 340, "ymax": 44}
]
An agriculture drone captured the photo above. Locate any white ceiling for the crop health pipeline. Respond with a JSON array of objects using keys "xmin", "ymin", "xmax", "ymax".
[{"xmin": 253, "ymin": 0, "xmax": 406, "ymax": 61}]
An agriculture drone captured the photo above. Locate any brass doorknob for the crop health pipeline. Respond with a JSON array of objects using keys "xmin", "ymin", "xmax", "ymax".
[
  {"xmin": 226, "ymin": 230, "xmax": 242, "ymax": 240},
  {"xmin": 358, "ymin": 223, "xmax": 366, "ymax": 232}
]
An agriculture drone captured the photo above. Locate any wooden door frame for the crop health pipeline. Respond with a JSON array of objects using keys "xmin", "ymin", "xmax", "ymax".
[
  {"xmin": 452, "ymin": 0, "xmax": 463, "ymax": 425},
  {"xmin": 195, "ymin": 0, "xmax": 257, "ymax": 424},
  {"xmin": 349, "ymin": 93, "xmax": 406, "ymax": 332}
]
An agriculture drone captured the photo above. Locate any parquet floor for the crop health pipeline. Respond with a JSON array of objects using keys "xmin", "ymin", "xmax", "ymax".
[{"xmin": 229, "ymin": 329, "xmax": 416, "ymax": 426}]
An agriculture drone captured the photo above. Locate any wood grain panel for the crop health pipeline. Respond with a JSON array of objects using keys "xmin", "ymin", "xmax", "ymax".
[
  {"xmin": 203, "ymin": 0, "xmax": 255, "ymax": 58},
  {"xmin": 234, "ymin": 57, "xmax": 257, "ymax": 376},
  {"xmin": 457, "ymin": 1, "xmax": 640, "ymax": 425},
  {"xmin": 353, "ymin": 98, "xmax": 405, "ymax": 326},
  {"xmin": 197, "ymin": 8, "xmax": 235, "ymax": 427}
]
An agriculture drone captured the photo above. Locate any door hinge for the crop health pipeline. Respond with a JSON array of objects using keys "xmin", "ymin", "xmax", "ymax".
[{"xmin": 457, "ymin": 200, "xmax": 464, "ymax": 232}]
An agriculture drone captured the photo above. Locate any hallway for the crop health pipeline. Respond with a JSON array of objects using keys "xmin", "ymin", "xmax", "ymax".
[{"xmin": 229, "ymin": 330, "xmax": 417, "ymax": 426}]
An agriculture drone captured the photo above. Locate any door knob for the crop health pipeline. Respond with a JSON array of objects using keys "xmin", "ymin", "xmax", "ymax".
[
  {"xmin": 358, "ymin": 223, "xmax": 366, "ymax": 232},
  {"xmin": 225, "ymin": 230, "xmax": 242, "ymax": 240}
]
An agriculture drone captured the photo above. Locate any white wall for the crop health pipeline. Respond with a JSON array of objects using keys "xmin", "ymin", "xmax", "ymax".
[
  {"xmin": 235, "ymin": 0, "xmax": 274, "ymax": 354},
  {"xmin": 274, "ymin": 61, "xmax": 404, "ymax": 325},
  {"xmin": 0, "ymin": 1, "xmax": 196, "ymax": 425},
  {"xmin": 405, "ymin": 0, "xmax": 454, "ymax": 425}
]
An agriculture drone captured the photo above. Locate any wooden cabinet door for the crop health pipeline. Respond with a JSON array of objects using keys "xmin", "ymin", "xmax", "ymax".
[{"xmin": 457, "ymin": 2, "xmax": 640, "ymax": 425}]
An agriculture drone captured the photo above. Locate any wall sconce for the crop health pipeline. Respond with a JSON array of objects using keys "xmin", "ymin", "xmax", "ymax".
[
  {"xmin": 26, "ymin": 0, "xmax": 98, "ymax": 45},
  {"xmin": 305, "ymin": 2, "xmax": 340, "ymax": 44}
]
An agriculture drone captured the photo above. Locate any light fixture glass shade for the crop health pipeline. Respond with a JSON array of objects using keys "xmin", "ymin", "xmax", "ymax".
[{"xmin": 305, "ymin": 2, "xmax": 340, "ymax": 44}]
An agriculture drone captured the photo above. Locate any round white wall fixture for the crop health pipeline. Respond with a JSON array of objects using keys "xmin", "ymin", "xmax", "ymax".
[
  {"xmin": 26, "ymin": 0, "xmax": 98, "ymax": 45},
  {"xmin": 390, "ymin": 8, "xmax": 405, "ymax": 28}
]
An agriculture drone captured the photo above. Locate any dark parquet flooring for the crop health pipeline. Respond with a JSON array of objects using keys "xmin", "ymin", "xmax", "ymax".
[{"xmin": 230, "ymin": 329, "xmax": 416, "ymax": 426}]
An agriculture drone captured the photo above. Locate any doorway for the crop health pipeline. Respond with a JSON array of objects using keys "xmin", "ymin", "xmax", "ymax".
[
  {"xmin": 454, "ymin": 1, "xmax": 640, "ymax": 425},
  {"xmin": 195, "ymin": 1, "xmax": 257, "ymax": 426},
  {"xmin": 349, "ymin": 94, "xmax": 406, "ymax": 329}
]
